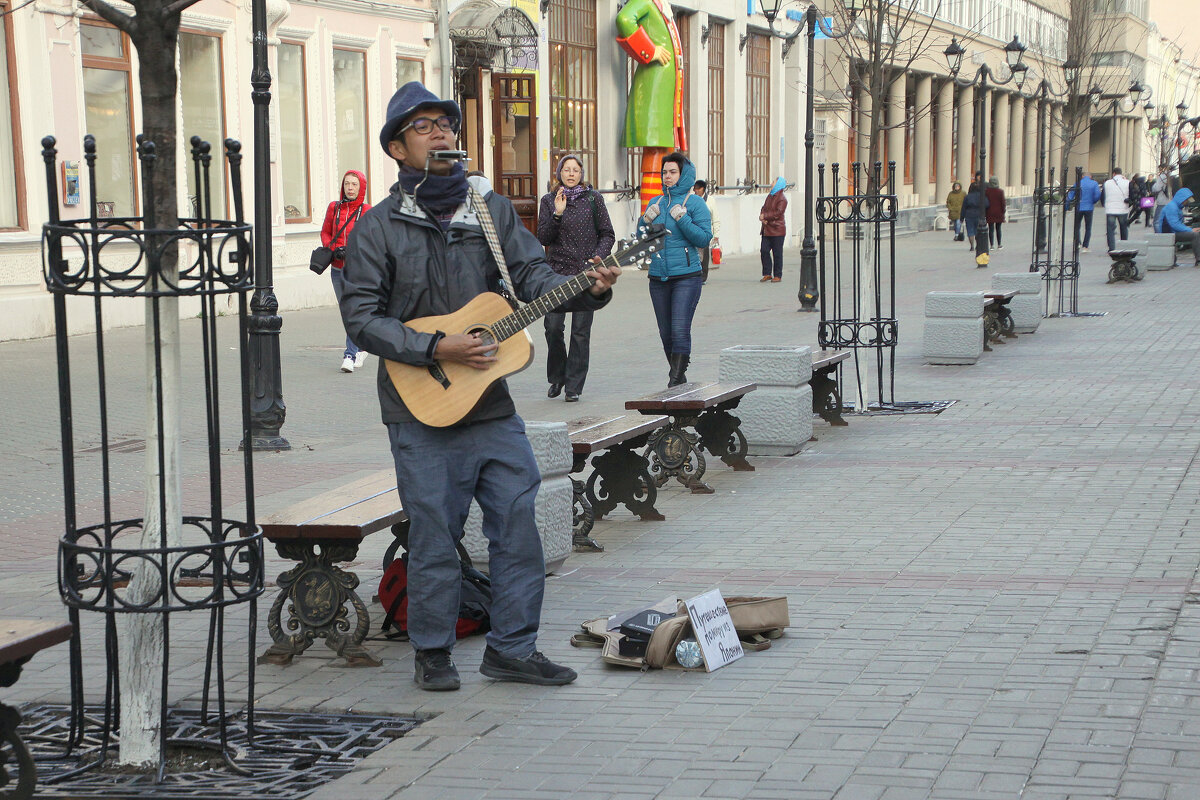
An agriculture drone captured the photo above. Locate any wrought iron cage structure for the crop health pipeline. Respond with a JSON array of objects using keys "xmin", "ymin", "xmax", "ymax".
[
  {"xmin": 1030, "ymin": 165, "xmax": 1083, "ymax": 317},
  {"xmin": 40, "ymin": 133, "xmax": 264, "ymax": 781},
  {"xmin": 816, "ymin": 160, "xmax": 899, "ymax": 410}
]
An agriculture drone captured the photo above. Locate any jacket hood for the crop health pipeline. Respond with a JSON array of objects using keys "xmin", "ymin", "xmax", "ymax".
[
  {"xmin": 340, "ymin": 169, "xmax": 368, "ymax": 209},
  {"xmin": 1169, "ymin": 188, "xmax": 1194, "ymax": 207},
  {"xmin": 664, "ymin": 156, "xmax": 697, "ymax": 201}
]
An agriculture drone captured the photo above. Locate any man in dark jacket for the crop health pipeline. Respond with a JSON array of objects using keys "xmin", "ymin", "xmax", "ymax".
[{"xmin": 340, "ymin": 82, "xmax": 621, "ymax": 691}]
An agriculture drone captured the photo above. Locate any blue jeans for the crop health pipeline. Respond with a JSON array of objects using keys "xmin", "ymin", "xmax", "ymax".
[
  {"xmin": 952, "ymin": 218, "xmax": 962, "ymax": 236},
  {"xmin": 330, "ymin": 268, "xmax": 361, "ymax": 360},
  {"xmin": 1074, "ymin": 209, "xmax": 1094, "ymax": 249},
  {"xmin": 648, "ymin": 275, "xmax": 703, "ymax": 355},
  {"xmin": 1105, "ymin": 213, "xmax": 1130, "ymax": 251},
  {"xmin": 387, "ymin": 415, "xmax": 544, "ymax": 656}
]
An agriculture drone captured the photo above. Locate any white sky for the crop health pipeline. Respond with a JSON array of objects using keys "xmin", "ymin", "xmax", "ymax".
[{"xmin": 1149, "ymin": 0, "xmax": 1200, "ymax": 65}]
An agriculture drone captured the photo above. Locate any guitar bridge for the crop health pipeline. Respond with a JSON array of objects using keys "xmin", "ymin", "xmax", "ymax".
[{"xmin": 427, "ymin": 362, "xmax": 451, "ymax": 389}]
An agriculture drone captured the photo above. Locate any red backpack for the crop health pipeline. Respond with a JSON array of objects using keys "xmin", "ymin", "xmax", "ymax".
[{"xmin": 377, "ymin": 547, "xmax": 491, "ymax": 640}]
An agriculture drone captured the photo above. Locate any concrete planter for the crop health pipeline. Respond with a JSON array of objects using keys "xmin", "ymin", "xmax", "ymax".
[
  {"xmin": 924, "ymin": 292, "xmax": 985, "ymax": 365},
  {"xmin": 462, "ymin": 421, "xmax": 573, "ymax": 575},
  {"xmin": 719, "ymin": 345, "xmax": 813, "ymax": 456},
  {"xmin": 1145, "ymin": 232, "xmax": 1177, "ymax": 270},
  {"xmin": 991, "ymin": 272, "xmax": 1043, "ymax": 333}
]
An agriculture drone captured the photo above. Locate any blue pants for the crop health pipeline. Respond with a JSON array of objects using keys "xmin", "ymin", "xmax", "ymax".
[
  {"xmin": 648, "ymin": 275, "xmax": 703, "ymax": 355},
  {"xmin": 387, "ymin": 415, "xmax": 544, "ymax": 656},
  {"xmin": 760, "ymin": 235, "xmax": 784, "ymax": 278},
  {"xmin": 330, "ymin": 268, "xmax": 361, "ymax": 360},
  {"xmin": 1106, "ymin": 213, "xmax": 1130, "ymax": 251},
  {"xmin": 1074, "ymin": 209, "xmax": 1094, "ymax": 249}
]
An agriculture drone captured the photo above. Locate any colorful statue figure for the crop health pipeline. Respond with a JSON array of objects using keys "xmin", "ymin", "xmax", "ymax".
[{"xmin": 615, "ymin": 0, "xmax": 687, "ymax": 211}]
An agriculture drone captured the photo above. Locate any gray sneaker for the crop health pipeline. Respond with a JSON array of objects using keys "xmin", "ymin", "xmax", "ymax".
[
  {"xmin": 415, "ymin": 648, "xmax": 460, "ymax": 691},
  {"xmin": 479, "ymin": 646, "xmax": 577, "ymax": 685}
]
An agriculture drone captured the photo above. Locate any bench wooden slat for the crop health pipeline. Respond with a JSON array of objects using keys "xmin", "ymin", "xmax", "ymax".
[
  {"xmin": 261, "ymin": 469, "xmax": 403, "ymax": 541},
  {"xmin": 0, "ymin": 620, "xmax": 72, "ymax": 665},
  {"xmin": 984, "ymin": 290, "xmax": 1018, "ymax": 301},
  {"xmin": 568, "ymin": 414, "xmax": 667, "ymax": 453},
  {"xmin": 811, "ymin": 349, "xmax": 851, "ymax": 370},
  {"xmin": 626, "ymin": 381, "xmax": 757, "ymax": 412}
]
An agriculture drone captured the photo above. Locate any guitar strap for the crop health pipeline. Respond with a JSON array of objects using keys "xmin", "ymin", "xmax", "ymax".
[{"xmin": 468, "ymin": 186, "xmax": 523, "ymax": 310}]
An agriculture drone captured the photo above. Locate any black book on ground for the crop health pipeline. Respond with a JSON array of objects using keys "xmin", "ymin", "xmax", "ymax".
[
  {"xmin": 619, "ymin": 608, "xmax": 669, "ymax": 639},
  {"xmin": 618, "ymin": 636, "xmax": 648, "ymax": 657}
]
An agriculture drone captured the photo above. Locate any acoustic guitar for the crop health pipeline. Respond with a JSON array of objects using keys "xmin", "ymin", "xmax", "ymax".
[{"xmin": 385, "ymin": 226, "xmax": 667, "ymax": 427}]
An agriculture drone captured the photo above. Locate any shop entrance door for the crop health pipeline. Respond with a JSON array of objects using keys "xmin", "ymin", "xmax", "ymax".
[{"xmin": 491, "ymin": 73, "xmax": 537, "ymax": 233}]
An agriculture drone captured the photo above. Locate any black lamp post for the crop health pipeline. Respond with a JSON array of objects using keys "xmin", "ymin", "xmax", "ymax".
[
  {"xmin": 1089, "ymin": 80, "xmax": 1150, "ymax": 175},
  {"xmin": 751, "ymin": 0, "xmax": 857, "ymax": 313},
  {"xmin": 1144, "ymin": 100, "xmax": 1170, "ymax": 169},
  {"xmin": 1022, "ymin": 58, "xmax": 1079, "ymax": 253},
  {"xmin": 946, "ymin": 35, "xmax": 1029, "ymax": 186},
  {"xmin": 244, "ymin": 0, "xmax": 289, "ymax": 451}
]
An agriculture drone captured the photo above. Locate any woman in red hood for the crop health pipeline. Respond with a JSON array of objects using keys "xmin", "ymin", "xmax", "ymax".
[{"xmin": 322, "ymin": 169, "xmax": 371, "ymax": 372}]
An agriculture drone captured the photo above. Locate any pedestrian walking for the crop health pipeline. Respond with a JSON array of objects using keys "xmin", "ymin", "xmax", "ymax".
[
  {"xmin": 1103, "ymin": 167, "xmax": 1131, "ymax": 252},
  {"xmin": 946, "ymin": 182, "xmax": 966, "ymax": 241},
  {"xmin": 340, "ymin": 81, "xmax": 622, "ymax": 691},
  {"xmin": 1067, "ymin": 173, "xmax": 1102, "ymax": 252},
  {"xmin": 1155, "ymin": 187, "xmax": 1200, "ymax": 266},
  {"xmin": 961, "ymin": 178, "xmax": 989, "ymax": 259},
  {"xmin": 322, "ymin": 169, "xmax": 371, "ymax": 373},
  {"xmin": 985, "ymin": 177, "xmax": 1006, "ymax": 249},
  {"xmin": 637, "ymin": 151, "xmax": 712, "ymax": 387},
  {"xmin": 1127, "ymin": 174, "xmax": 1150, "ymax": 226},
  {"xmin": 1151, "ymin": 167, "xmax": 1172, "ymax": 231},
  {"xmin": 537, "ymin": 154, "xmax": 616, "ymax": 404},
  {"xmin": 759, "ymin": 177, "xmax": 787, "ymax": 282},
  {"xmin": 693, "ymin": 180, "xmax": 720, "ymax": 284}
]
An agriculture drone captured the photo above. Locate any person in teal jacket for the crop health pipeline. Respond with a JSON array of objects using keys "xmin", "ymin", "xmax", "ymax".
[
  {"xmin": 635, "ymin": 152, "xmax": 712, "ymax": 386},
  {"xmin": 1156, "ymin": 187, "xmax": 1198, "ymax": 265}
]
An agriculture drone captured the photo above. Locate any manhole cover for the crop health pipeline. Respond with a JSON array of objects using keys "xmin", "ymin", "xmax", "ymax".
[
  {"xmin": 21, "ymin": 705, "xmax": 422, "ymax": 799},
  {"xmin": 840, "ymin": 400, "xmax": 957, "ymax": 415}
]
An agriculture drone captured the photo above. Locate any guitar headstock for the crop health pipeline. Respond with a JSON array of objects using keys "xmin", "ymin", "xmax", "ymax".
[{"xmin": 612, "ymin": 224, "xmax": 668, "ymax": 269}]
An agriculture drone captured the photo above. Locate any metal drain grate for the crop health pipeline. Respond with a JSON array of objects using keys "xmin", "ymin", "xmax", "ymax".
[
  {"xmin": 22, "ymin": 705, "xmax": 422, "ymax": 799},
  {"xmin": 839, "ymin": 400, "xmax": 958, "ymax": 416}
]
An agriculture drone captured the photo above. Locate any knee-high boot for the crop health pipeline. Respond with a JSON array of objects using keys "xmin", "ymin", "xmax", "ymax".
[{"xmin": 667, "ymin": 353, "xmax": 690, "ymax": 387}]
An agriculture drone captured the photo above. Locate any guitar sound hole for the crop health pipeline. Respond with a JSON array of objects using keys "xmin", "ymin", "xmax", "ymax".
[{"xmin": 469, "ymin": 325, "xmax": 498, "ymax": 357}]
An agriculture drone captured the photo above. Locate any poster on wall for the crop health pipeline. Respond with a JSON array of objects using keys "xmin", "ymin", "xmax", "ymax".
[{"xmin": 62, "ymin": 161, "xmax": 80, "ymax": 206}]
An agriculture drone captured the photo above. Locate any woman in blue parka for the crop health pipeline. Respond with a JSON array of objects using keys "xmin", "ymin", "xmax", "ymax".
[{"xmin": 636, "ymin": 152, "xmax": 712, "ymax": 386}]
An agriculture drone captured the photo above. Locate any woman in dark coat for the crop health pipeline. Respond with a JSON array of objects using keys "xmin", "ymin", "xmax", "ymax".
[
  {"xmin": 537, "ymin": 155, "xmax": 615, "ymax": 402},
  {"xmin": 985, "ymin": 177, "xmax": 1006, "ymax": 250},
  {"xmin": 758, "ymin": 177, "xmax": 788, "ymax": 282},
  {"xmin": 961, "ymin": 178, "xmax": 990, "ymax": 255}
]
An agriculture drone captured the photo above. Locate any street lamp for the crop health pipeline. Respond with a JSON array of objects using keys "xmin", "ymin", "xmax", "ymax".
[
  {"xmin": 947, "ymin": 35, "xmax": 1029, "ymax": 187},
  {"xmin": 1018, "ymin": 58, "xmax": 1079, "ymax": 254},
  {"xmin": 750, "ymin": 0, "xmax": 857, "ymax": 312},
  {"xmin": 244, "ymin": 0, "xmax": 290, "ymax": 450},
  {"xmin": 1177, "ymin": 102, "xmax": 1190, "ymax": 122},
  {"xmin": 1089, "ymin": 80, "xmax": 1152, "ymax": 174}
]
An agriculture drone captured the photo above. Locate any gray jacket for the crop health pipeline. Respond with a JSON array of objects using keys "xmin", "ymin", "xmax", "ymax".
[{"xmin": 340, "ymin": 175, "xmax": 611, "ymax": 425}]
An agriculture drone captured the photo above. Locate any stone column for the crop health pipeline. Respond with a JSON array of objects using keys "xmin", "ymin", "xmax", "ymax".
[
  {"xmin": 935, "ymin": 79, "xmax": 954, "ymax": 203},
  {"xmin": 1128, "ymin": 118, "xmax": 1140, "ymax": 174},
  {"xmin": 914, "ymin": 75, "xmax": 933, "ymax": 204},
  {"xmin": 1023, "ymin": 98, "xmax": 1037, "ymax": 187},
  {"xmin": 858, "ymin": 84, "xmax": 873, "ymax": 166},
  {"xmin": 887, "ymin": 74, "xmax": 906, "ymax": 197},
  {"xmin": 1010, "ymin": 95, "xmax": 1025, "ymax": 189},
  {"xmin": 956, "ymin": 84, "xmax": 975, "ymax": 183},
  {"xmin": 993, "ymin": 90, "xmax": 1011, "ymax": 185}
]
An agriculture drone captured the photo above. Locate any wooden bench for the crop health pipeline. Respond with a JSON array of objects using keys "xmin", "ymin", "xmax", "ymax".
[
  {"xmin": 1106, "ymin": 248, "xmax": 1142, "ymax": 283},
  {"xmin": 567, "ymin": 414, "xmax": 669, "ymax": 551},
  {"xmin": 983, "ymin": 290, "xmax": 1018, "ymax": 346},
  {"xmin": 1, "ymin": 619, "xmax": 72, "ymax": 799},
  {"xmin": 258, "ymin": 470, "xmax": 408, "ymax": 668},
  {"xmin": 809, "ymin": 348, "xmax": 851, "ymax": 426},
  {"xmin": 626, "ymin": 381, "xmax": 757, "ymax": 494}
]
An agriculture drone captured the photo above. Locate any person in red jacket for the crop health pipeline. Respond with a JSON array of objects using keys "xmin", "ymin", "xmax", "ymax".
[
  {"xmin": 758, "ymin": 177, "xmax": 788, "ymax": 282},
  {"xmin": 322, "ymin": 169, "xmax": 371, "ymax": 372},
  {"xmin": 985, "ymin": 177, "xmax": 1007, "ymax": 250}
]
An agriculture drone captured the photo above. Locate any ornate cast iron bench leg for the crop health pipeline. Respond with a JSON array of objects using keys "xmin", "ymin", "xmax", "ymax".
[
  {"xmin": 645, "ymin": 417, "xmax": 712, "ymax": 494},
  {"xmin": 259, "ymin": 540, "xmax": 382, "ymax": 668},
  {"xmin": 694, "ymin": 405, "xmax": 754, "ymax": 473},
  {"xmin": 585, "ymin": 436, "xmax": 666, "ymax": 526},
  {"xmin": 572, "ymin": 477, "xmax": 600, "ymax": 552},
  {"xmin": 984, "ymin": 307, "xmax": 1005, "ymax": 345},
  {"xmin": 0, "ymin": 657, "xmax": 36, "ymax": 800},
  {"xmin": 811, "ymin": 367, "xmax": 848, "ymax": 426}
]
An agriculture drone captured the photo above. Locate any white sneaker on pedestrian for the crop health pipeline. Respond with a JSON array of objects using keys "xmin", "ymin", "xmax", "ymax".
[
  {"xmin": 1081, "ymin": 247, "xmax": 1089, "ymax": 253},
  {"xmin": 340, "ymin": 357, "xmax": 355, "ymax": 373},
  {"xmin": 354, "ymin": 351, "xmax": 368, "ymax": 368}
]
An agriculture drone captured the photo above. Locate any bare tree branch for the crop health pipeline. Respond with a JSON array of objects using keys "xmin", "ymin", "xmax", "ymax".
[
  {"xmin": 79, "ymin": 0, "xmax": 135, "ymax": 34},
  {"xmin": 162, "ymin": 0, "xmax": 203, "ymax": 18}
]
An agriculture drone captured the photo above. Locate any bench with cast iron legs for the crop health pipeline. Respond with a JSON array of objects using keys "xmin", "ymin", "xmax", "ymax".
[
  {"xmin": 809, "ymin": 348, "xmax": 851, "ymax": 427},
  {"xmin": 625, "ymin": 381, "xmax": 757, "ymax": 494},
  {"xmin": 0, "ymin": 619, "xmax": 72, "ymax": 800},
  {"xmin": 983, "ymin": 290, "xmax": 1018, "ymax": 348},
  {"xmin": 567, "ymin": 414, "xmax": 669, "ymax": 552},
  {"xmin": 1106, "ymin": 248, "xmax": 1143, "ymax": 283},
  {"xmin": 258, "ymin": 470, "xmax": 408, "ymax": 668}
]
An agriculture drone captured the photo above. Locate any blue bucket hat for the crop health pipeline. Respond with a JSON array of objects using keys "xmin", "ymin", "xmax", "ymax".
[{"xmin": 379, "ymin": 81, "xmax": 461, "ymax": 156}]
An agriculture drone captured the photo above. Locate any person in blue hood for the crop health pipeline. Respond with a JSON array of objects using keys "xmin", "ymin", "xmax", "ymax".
[
  {"xmin": 636, "ymin": 151, "xmax": 712, "ymax": 386},
  {"xmin": 1156, "ymin": 187, "xmax": 1198, "ymax": 265}
]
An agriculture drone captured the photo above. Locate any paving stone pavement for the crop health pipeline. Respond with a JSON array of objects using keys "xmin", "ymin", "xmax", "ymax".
[{"xmin": 3, "ymin": 219, "xmax": 1200, "ymax": 799}]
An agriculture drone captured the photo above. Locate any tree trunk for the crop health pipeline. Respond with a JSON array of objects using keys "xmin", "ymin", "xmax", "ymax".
[{"xmin": 117, "ymin": 9, "xmax": 182, "ymax": 768}]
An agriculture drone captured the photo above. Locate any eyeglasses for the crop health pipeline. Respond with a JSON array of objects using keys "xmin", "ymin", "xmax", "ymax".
[{"xmin": 399, "ymin": 115, "xmax": 458, "ymax": 136}]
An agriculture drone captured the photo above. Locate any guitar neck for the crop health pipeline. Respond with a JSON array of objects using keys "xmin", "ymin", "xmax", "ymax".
[{"xmin": 492, "ymin": 254, "xmax": 618, "ymax": 341}]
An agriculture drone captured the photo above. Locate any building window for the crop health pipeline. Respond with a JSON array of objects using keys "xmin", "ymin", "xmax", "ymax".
[
  {"xmin": 707, "ymin": 20, "xmax": 725, "ymax": 186},
  {"xmin": 0, "ymin": 0, "xmax": 23, "ymax": 230},
  {"xmin": 548, "ymin": 0, "xmax": 597, "ymax": 182},
  {"xmin": 81, "ymin": 21, "xmax": 136, "ymax": 218},
  {"xmin": 333, "ymin": 48, "xmax": 369, "ymax": 195},
  {"xmin": 179, "ymin": 31, "xmax": 226, "ymax": 219},
  {"xmin": 745, "ymin": 32, "xmax": 770, "ymax": 187},
  {"xmin": 396, "ymin": 56, "xmax": 423, "ymax": 89},
  {"xmin": 279, "ymin": 42, "xmax": 310, "ymax": 222}
]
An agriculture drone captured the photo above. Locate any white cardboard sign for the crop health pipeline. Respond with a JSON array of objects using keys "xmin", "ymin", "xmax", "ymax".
[{"xmin": 684, "ymin": 589, "xmax": 743, "ymax": 671}]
